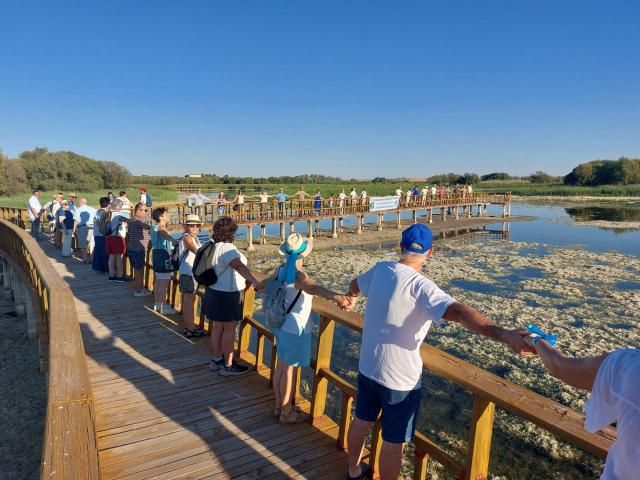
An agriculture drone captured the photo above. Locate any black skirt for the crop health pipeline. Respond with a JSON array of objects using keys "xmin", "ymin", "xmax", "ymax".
[{"xmin": 204, "ymin": 288, "xmax": 244, "ymax": 322}]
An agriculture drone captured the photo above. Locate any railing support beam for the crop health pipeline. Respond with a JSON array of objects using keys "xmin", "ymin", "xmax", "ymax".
[{"xmin": 465, "ymin": 395, "xmax": 495, "ymax": 480}]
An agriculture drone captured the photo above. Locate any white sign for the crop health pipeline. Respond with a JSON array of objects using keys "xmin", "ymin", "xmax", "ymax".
[{"xmin": 369, "ymin": 196, "xmax": 400, "ymax": 212}]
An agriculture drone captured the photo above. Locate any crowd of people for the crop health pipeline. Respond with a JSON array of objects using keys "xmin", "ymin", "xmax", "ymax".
[
  {"xmin": 182, "ymin": 183, "xmax": 476, "ymax": 220},
  {"xmin": 26, "ymin": 188, "xmax": 636, "ymax": 480}
]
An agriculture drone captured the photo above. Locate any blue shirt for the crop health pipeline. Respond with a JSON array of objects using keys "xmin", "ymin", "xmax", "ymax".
[
  {"xmin": 276, "ymin": 192, "xmax": 288, "ymax": 203},
  {"xmin": 74, "ymin": 205, "xmax": 97, "ymax": 227}
]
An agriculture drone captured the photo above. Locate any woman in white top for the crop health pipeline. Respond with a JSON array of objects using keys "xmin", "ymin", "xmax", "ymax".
[
  {"xmin": 524, "ymin": 340, "xmax": 640, "ymax": 480},
  {"xmin": 232, "ymin": 190, "xmax": 245, "ymax": 217},
  {"xmin": 256, "ymin": 233, "xmax": 349, "ymax": 423},
  {"xmin": 206, "ymin": 217, "xmax": 261, "ymax": 376},
  {"xmin": 178, "ymin": 214, "xmax": 204, "ymax": 338}
]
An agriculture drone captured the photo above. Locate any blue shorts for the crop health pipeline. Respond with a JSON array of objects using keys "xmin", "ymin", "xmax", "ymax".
[
  {"xmin": 354, "ymin": 373, "xmax": 422, "ymax": 444},
  {"xmin": 127, "ymin": 249, "xmax": 146, "ymax": 270},
  {"xmin": 275, "ymin": 329, "xmax": 311, "ymax": 368}
]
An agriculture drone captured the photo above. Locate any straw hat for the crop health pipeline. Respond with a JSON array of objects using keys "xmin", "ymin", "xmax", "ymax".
[
  {"xmin": 68, "ymin": 192, "xmax": 77, "ymax": 197},
  {"xmin": 279, "ymin": 233, "xmax": 313, "ymax": 258},
  {"xmin": 184, "ymin": 214, "xmax": 202, "ymax": 225}
]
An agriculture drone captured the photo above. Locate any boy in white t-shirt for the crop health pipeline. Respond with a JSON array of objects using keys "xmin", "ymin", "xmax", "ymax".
[
  {"xmin": 344, "ymin": 224, "xmax": 534, "ymax": 480},
  {"xmin": 524, "ymin": 340, "xmax": 639, "ymax": 480}
]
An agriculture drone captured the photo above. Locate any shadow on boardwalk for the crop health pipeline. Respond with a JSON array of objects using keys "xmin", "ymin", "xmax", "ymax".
[{"xmin": 40, "ymin": 240, "xmax": 347, "ymax": 480}]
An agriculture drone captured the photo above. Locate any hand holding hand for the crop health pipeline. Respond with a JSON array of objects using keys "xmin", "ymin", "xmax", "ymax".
[{"xmin": 504, "ymin": 329, "xmax": 537, "ymax": 356}]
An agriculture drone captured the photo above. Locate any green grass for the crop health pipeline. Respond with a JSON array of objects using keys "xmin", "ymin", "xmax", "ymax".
[
  {"xmin": 3, "ymin": 181, "xmax": 639, "ymax": 208},
  {"xmin": 0, "ymin": 187, "xmax": 178, "ymax": 208},
  {"xmin": 474, "ymin": 180, "xmax": 640, "ymax": 196}
]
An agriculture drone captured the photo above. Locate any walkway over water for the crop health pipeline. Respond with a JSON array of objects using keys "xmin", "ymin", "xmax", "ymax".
[{"xmin": 0, "ymin": 218, "xmax": 615, "ymax": 480}]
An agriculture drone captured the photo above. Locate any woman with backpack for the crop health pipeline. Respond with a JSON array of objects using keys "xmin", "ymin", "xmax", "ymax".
[
  {"xmin": 256, "ymin": 233, "xmax": 350, "ymax": 424},
  {"xmin": 206, "ymin": 217, "xmax": 261, "ymax": 376},
  {"xmin": 150, "ymin": 207, "xmax": 179, "ymax": 314},
  {"xmin": 178, "ymin": 214, "xmax": 206, "ymax": 337}
]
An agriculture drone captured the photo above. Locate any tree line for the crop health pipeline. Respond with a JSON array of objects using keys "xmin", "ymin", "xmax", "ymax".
[
  {"xmin": 1, "ymin": 147, "xmax": 639, "ymax": 196},
  {"xmin": 0, "ymin": 148, "xmax": 131, "ymax": 195}
]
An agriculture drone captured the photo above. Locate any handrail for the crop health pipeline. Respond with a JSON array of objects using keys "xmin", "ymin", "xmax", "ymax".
[
  {"xmin": 0, "ymin": 220, "xmax": 100, "ymax": 479},
  {"xmin": 234, "ymin": 281, "xmax": 614, "ymax": 479}
]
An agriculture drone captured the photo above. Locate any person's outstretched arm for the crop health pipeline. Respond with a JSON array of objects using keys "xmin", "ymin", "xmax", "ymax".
[
  {"xmin": 524, "ymin": 338, "xmax": 607, "ymax": 391},
  {"xmin": 295, "ymin": 271, "xmax": 349, "ymax": 309},
  {"xmin": 443, "ymin": 302, "xmax": 535, "ymax": 355}
]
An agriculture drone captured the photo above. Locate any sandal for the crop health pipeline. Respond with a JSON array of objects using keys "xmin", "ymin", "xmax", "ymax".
[
  {"xmin": 184, "ymin": 327, "xmax": 207, "ymax": 338},
  {"xmin": 279, "ymin": 409, "xmax": 307, "ymax": 424},
  {"xmin": 274, "ymin": 404, "xmax": 303, "ymax": 418}
]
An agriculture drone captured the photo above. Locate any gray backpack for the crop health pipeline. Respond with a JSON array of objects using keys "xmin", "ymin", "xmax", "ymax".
[{"xmin": 262, "ymin": 266, "xmax": 302, "ymax": 330}]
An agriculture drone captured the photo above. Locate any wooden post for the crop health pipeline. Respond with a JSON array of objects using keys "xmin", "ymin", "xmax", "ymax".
[
  {"xmin": 307, "ymin": 220, "xmax": 313, "ymax": 238},
  {"xmin": 331, "ymin": 218, "xmax": 338, "ymax": 238},
  {"xmin": 356, "ymin": 216, "xmax": 363, "ymax": 235},
  {"xmin": 465, "ymin": 395, "xmax": 495, "ymax": 480},
  {"xmin": 455, "ymin": 206, "xmax": 459, "ymax": 220},
  {"xmin": 247, "ymin": 225, "xmax": 255, "ymax": 251},
  {"xmin": 279, "ymin": 222, "xmax": 286, "ymax": 242},
  {"xmin": 413, "ymin": 447, "xmax": 429, "ymax": 480},
  {"xmin": 441, "ymin": 207, "xmax": 447, "ymax": 221},
  {"xmin": 337, "ymin": 393, "xmax": 353, "ymax": 451},
  {"xmin": 377, "ymin": 213, "xmax": 383, "ymax": 231},
  {"xmin": 255, "ymin": 334, "xmax": 265, "ymax": 371},
  {"xmin": 428, "ymin": 208, "xmax": 433, "ymax": 224},
  {"xmin": 339, "ymin": 217, "xmax": 344, "ymax": 232},
  {"xmin": 370, "ymin": 418, "xmax": 383, "ymax": 479},
  {"xmin": 260, "ymin": 224, "xmax": 266, "ymax": 244},
  {"xmin": 412, "ymin": 210, "xmax": 417, "ymax": 224},
  {"xmin": 314, "ymin": 219, "xmax": 320, "ymax": 236},
  {"xmin": 310, "ymin": 315, "xmax": 335, "ymax": 425},
  {"xmin": 396, "ymin": 211, "xmax": 401, "ymax": 229},
  {"xmin": 289, "ymin": 221, "xmax": 295, "ymax": 234}
]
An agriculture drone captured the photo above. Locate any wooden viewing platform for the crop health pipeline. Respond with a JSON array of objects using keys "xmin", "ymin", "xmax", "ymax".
[
  {"xmin": 1, "ymin": 193, "xmax": 512, "ymax": 252},
  {"xmin": 0, "ymin": 217, "xmax": 616, "ymax": 480}
]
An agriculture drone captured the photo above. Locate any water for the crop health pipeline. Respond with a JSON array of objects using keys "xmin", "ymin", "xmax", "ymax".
[{"xmin": 482, "ymin": 201, "xmax": 640, "ymax": 256}]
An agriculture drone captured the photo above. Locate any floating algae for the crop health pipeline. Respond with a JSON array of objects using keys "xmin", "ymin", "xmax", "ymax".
[{"xmin": 249, "ymin": 238, "xmax": 639, "ymax": 479}]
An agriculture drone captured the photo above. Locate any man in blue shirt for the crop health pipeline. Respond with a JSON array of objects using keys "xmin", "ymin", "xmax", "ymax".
[
  {"xmin": 276, "ymin": 188, "xmax": 288, "ymax": 218},
  {"xmin": 74, "ymin": 198, "xmax": 97, "ymax": 263}
]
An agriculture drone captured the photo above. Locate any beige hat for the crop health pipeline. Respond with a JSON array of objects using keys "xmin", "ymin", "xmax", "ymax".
[
  {"xmin": 279, "ymin": 233, "xmax": 313, "ymax": 258},
  {"xmin": 184, "ymin": 214, "xmax": 202, "ymax": 225},
  {"xmin": 68, "ymin": 192, "xmax": 77, "ymax": 197}
]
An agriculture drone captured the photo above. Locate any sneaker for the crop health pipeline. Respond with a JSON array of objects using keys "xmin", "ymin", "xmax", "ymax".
[
  {"xmin": 133, "ymin": 289, "xmax": 152, "ymax": 297},
  {"xmin": 219, "ymin": 362, "xmax": 249, "ymax": 376},
  {"xmin": 108, "ymin": 276, "xmax": 117, "ymax": 281},
  {"xmin": 159, "ymin": 304, "xmax": 178, "ymax": 315},
  {"xmin": 209, "ymin": 357, "xmax": 225, "ymax": 371},
  {"xmin": 115, "ymin": 277, "xmax": 126, "ymax": 283}
]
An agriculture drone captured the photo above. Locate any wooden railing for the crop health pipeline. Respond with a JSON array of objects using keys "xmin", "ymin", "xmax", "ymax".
[
  {"xmin": 141, "ymin": 257, "xmax": 613, "ymax": 480},
  {"xmin": 0, "ymin": 220, "xmax": 100, "ymax": 479},
  {"xmin": 0, "ymin": 206, "xmax": 28, "ymax": 228},
  {"xmin": 155, "ymin": 193, "xmax": 512, "ymax": 227}
]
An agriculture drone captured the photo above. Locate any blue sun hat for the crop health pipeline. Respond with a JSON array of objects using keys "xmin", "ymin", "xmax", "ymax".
[
  {"xmin": 278, "ymin": 233, "xmax": 313, "ymax": 283},
  {"xmin": 401, "ymin": 224, "xmax": 433, "ymax": 254}
]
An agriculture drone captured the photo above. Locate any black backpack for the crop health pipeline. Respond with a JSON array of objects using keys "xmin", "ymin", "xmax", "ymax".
[{"xmin": 192, "ymin": 241, "xmax": 218, "ymax": 286}]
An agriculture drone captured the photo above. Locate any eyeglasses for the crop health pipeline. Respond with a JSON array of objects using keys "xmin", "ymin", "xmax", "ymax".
[{"xmin": 187, "ymin": 224, "xmax": 200, "ymax": 228}]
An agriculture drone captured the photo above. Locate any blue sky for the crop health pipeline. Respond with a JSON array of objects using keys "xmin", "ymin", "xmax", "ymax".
[{"xmin": 1, "ymin": 1, "xmax": 638, "ymax": 178}]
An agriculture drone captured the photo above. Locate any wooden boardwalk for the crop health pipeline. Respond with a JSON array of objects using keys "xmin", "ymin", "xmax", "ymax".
[{"xmin": 41, "ymin": 242, "xmax": 349, "ymax": 480}]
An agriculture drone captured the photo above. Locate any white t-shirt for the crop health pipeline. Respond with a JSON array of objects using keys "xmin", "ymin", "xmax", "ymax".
[
  {"xmin": 259, "ymin": 194, "xmax": 269, "ymax": 203},
  {"xmin": 277, "ymin": 267, "xmax": 314, "ymax": 335},
  {"xmin": 421, "ymin": 188, "xmax": 429, "ymax": 197},
  {"xmin": 140, "ymin": 193, "xmax": 147, "ymax": 205},
  {"xmin": 28, "ymin": 195, "xmax": 42, "ymax": 221},
  {"xmin": 356, "ymin": 261, "xmax": 455, "ymax": 390},
  {"xmin": 178, "ymin": 235, "xmax": 202, "ymax": 276},
  {"xmin": 210, "ymin": 242, "xmax": 247, "ymax": 292},
  {"xmin": 431, "ymin": 187, "xmax": 437, "ymax": 195},
  {"xmin": 395, "ymin": 189, "xmax": 402, "ymax": 197},
  {"xmin": 584, "ymin": 349, "xmax": 640, "ymax": 480},
  {"xmin": 349, "ymin": 190, "xmax": 357, "ymax": 199},
  {"xmin": 110, "ymin": 212, "xmax": 127, "ymax": 238}
]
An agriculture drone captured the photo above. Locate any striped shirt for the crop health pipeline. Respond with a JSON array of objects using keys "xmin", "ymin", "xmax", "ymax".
[{"xmin": 127, "ymin": 219, "xmax": 150, "ymax": 252}]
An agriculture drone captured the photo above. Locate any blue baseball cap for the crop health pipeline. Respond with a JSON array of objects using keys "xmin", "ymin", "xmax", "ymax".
[{"xmin": 401, "ymin": 224, "xmax": 433, "ymax": 254}]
